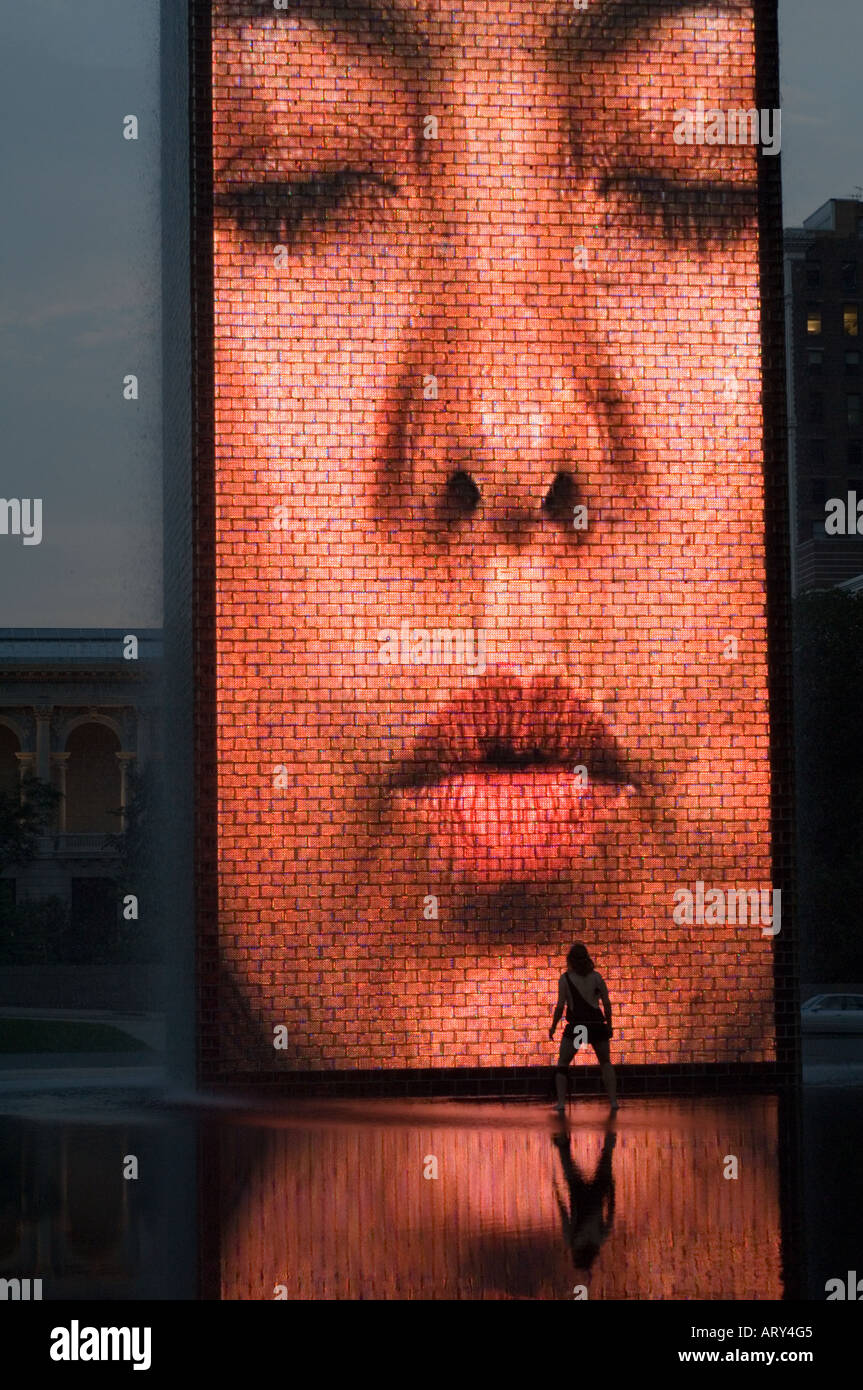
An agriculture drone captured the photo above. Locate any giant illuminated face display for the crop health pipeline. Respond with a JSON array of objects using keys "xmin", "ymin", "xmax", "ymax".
[{"xmin": 203, "ymin": 0, "xmax": 781, "ymax": 1072}]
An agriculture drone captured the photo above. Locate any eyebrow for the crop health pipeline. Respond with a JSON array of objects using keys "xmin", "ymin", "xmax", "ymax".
[
  {"xmin": 218, "ymin": 0, "xmax": 746, "ymax": 60},
  {"xmin": 217, "ymin": 0, "xmax": 428, "ymax": 62},
  {"xmin": 582, "ymin": 0, "xmax": 744, "ymax": 55}
]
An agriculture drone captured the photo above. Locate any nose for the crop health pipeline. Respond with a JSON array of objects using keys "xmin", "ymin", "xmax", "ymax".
[
  {"xmin": 388, "ymin": 294, "xmax": 620, "ymax": 681},
  {"xmin": 380, "ymin": 60, "xmax": 624, "ymax": 546},
  {"xmin": 394, "ymin": 295, "xmax": 615, "ymax": 547}
]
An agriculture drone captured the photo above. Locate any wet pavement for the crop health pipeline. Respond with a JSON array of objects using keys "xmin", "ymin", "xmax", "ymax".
[
  {"xmin": 211, "ymin": 1095, "xmax": 786, "ymax": 1300},
  {"xmin": 0, "ymin": 1048, "xmax": 860, "ymax": 1300}
]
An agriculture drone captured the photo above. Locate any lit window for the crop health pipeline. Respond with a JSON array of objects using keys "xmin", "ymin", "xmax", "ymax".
[
  {"xmin": 807, "ymin": 304, "xmax": 822, "ymax": 334},
  {"xmin": 844, "ymin": 304, "xmax": 859, "ymax": 336}
]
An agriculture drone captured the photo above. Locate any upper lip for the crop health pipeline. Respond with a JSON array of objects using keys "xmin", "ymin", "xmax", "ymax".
[{"xmin": 388, "ymin": 674, "xmax": 632, "ymax": 791}]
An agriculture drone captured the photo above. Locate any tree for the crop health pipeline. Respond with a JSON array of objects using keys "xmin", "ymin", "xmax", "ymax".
[
  {"xmin": 0, "ymin": 776, "xmax": 61, "ymax": 879},
  {"xmin": 105, "ymin": 762, "xmax": 164, "ymax": 962}
]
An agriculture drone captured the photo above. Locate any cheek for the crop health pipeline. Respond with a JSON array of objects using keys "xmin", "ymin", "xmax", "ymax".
[{"xmin": 214, "ymin": 242, "xmax": 413, "ymax": 485}]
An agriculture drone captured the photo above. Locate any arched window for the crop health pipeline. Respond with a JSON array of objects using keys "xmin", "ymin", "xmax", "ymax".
[
  {"xmin": 0, "ymin": 724, "xmax": 21, "ymax": 799},
  {"xmin": 64, "ymin": 724, "xmax": 122, "ymax": 834}
]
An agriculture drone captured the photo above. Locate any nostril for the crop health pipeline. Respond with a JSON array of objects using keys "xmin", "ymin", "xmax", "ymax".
[
  {"xmin": 443, "ymin": 469, "xmax": 481, "ymax": 517},
  {"xmin": 542, "ymin": 470, "xmax": 578, "ymax": 523}
]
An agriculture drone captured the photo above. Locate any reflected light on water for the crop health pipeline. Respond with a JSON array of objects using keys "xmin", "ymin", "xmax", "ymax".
[{"xmin": 217, "ymin": 1097, "xmax": 782, "ymax": 1300}]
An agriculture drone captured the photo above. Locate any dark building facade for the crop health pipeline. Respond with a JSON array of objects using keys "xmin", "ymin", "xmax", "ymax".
[
  {"xmin": 785, "ymin": 198, "xmax": 863, "ymax": 592},
  {"xmin": 0, "ymin": 630, "xmax": 162, "ymax": 943}
]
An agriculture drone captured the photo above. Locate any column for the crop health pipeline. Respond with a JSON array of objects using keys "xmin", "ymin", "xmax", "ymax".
[
  {"xmin": 116, "ymin": 753, "xmax": 136, "ymax": 832},
  {"xmin": 135, "ymin": 709, "xmax": 146, "ymax": 769},
  {"xmin": 34, "ymin": 707, "xmax": 53, "ymax": 783},
  {"xmin": 14, "ymin": 751, "xmax": 36, "ymax": 789},
  {"xmin": 50, "ymin": 753, "xmax": 70, "ymax": 833}
]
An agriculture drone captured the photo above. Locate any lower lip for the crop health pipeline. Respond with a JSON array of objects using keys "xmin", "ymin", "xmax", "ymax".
[{"xmin": 392, "ymin": 770, "xmax": 635, "ymax": 887}]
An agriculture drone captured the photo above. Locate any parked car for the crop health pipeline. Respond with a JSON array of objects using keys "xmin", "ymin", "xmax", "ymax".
[{"xmin": 801, "ymin": 994, "xmax": 863, "ymax": 1034}]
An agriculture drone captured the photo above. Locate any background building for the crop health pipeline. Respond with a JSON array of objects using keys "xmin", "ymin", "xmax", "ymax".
[
  {"xmin": 0, "ymin": 629, "xmax": 161, "ymax": 963},
  {"xmin": 785, "ymin": 197, "xmax": 863, "ymax": 592}
]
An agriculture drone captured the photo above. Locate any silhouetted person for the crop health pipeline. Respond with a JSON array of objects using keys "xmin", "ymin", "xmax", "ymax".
[{"xmin": 549, "ymin": 943, "xmax": 617, "ymax": 1114}]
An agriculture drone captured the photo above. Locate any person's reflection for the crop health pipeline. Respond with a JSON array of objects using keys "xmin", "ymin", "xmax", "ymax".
[{"xmin": 552, "ymin": 1122, "xmax": 616, "ymax": 1283}]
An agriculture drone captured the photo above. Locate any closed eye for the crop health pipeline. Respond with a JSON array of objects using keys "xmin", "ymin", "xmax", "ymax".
[
  {"xmin": 213, "ymin": 170, "xmax": 401, "ymax": 246},
  {"xmin": 598, "ymin": 173, "xmax": 758, "ymax": 251}
]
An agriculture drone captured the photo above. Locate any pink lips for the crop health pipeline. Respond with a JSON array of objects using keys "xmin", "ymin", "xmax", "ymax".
[{"xmin": 388, "ymin": 675, "xmax": 636, "ymax": 886}]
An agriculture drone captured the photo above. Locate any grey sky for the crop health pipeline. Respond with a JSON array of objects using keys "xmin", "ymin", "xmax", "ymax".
[
  {"xmin": 0, "ymin": 0, "xmax": 859, "ymax": 625},
  {"xmin": 0, "ymin": 0, "xmax": 161, "ymax": 626},
  {"xmin": 779, "ymin": 0, "xmax": 863, "ymax": 225}
]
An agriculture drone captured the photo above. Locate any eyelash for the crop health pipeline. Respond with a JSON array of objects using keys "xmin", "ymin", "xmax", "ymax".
[
  {"xmin": 213, "ymin": 171, "xmax": 400, "ymax": 246},
  {"xmin": 598, "ymin": 174, "xmax": 759, "ymax": 251},
  {"xmin": 214, "ymin": 169, "xmax": 758, "ymax": 253}
]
